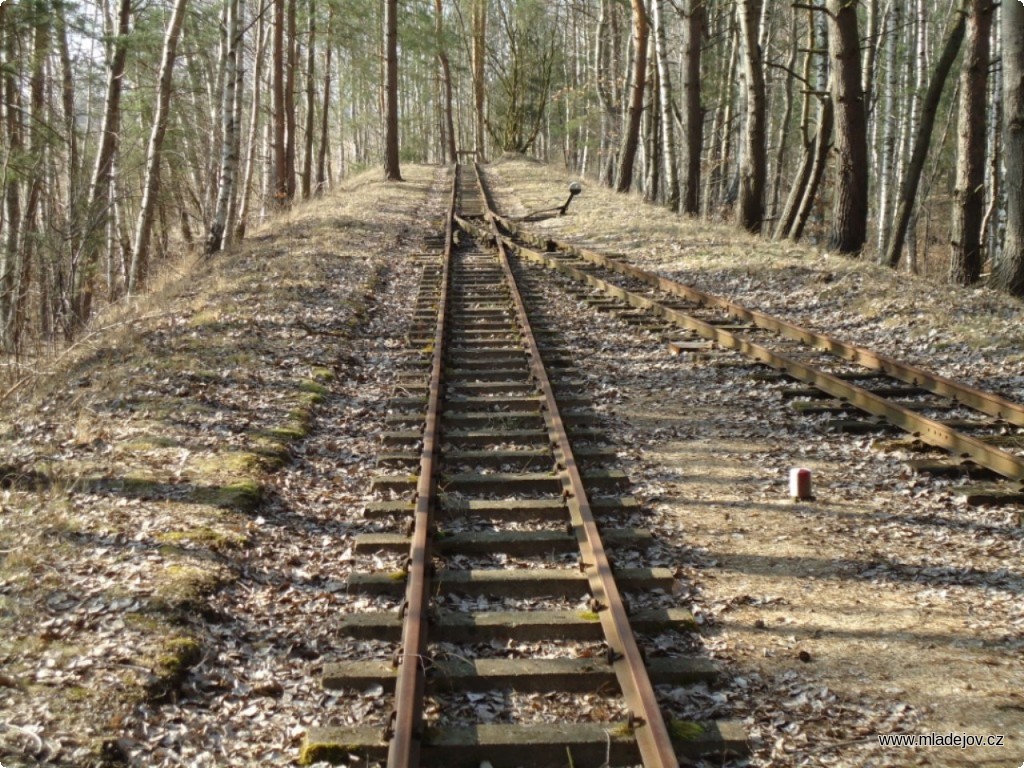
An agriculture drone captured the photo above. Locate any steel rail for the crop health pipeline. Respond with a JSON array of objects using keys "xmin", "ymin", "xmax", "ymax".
[
  {"xmin": 493, "ymin": 214, "xmax": 1024, "ymax": 430},
  {"xmin": 385, "ymin": 164, "xmax": 458, "ymax": 768},
  {"xmin": 469, "ymin": 162, "xmax": 681, "ymax": 768},
  {"xmin": 483, "ymin": 231, "xmax": 1024, "ymax": 483}
]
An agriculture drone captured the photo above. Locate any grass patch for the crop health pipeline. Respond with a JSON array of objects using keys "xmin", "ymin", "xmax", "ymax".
[
  {"xmin": 669, "ymin": 720, "xmax": 706, "ymax": 741},
  {"xmin": 299, "ymin": 741, "xmax": 358, "ymax": 766},
  {"xmin": 188, "ymin": 478, "xmax": 262, "ymax": 512},
  {"xmin": 156, "ymin": 525, "xmax": 249, "ymax": 552},
  {"xmin": 146, "ymin": 634, "xmax": 203, "ymax": 703}
]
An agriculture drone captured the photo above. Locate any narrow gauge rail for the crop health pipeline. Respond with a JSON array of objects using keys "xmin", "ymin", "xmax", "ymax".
[
  {"xmin": 461, "ymin": 171, "xmax": 1024, "ymax": 490},
  {"xmin": 302, "ymin": 166, "xmax": 744, "ymax": 766}
]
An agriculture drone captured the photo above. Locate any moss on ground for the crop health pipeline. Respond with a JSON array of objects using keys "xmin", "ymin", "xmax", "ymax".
[{"xmin": 299, "ymin": 741, "xmax": 358, "ymax": 766}]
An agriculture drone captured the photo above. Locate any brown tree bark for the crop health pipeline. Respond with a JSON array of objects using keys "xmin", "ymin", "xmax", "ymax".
[
  {"xmin": 301, "ymin": 0, "xmax": 315, "ymax": 199},
  {"xmin": 272, "ymin": 0, "xmax": 287, "ymax": 206},
  {"xmin": 284, "ymin": 0, "xmax": 297, "ymax": 198},
  {"xmin": 71, "ymin": 0, "xmax": 131, "ymax": 329},
  {"xmin": 681, "ymin": 0, "xmax": 704, "ymax": 215},
  {"xmin": 435, "ymin": 0, "xmax": 457, "ymax": 163},
  {"xmin": 825, "ymin": 0, "xmax": 869, "ymax": 254},
  {"xmin": 993, "ymin": 0, "xmax": 1024, "ymax": 294},
  {"xmin": 736, "ymin": 0, "xmax": 766, "ymax": 232},
  {"xmin": 472, "ymin": 0, "xmax": 487, "ymax": 160},
  {"xmin": 615, "ymin": 0, "xmax": 648, "ymax": 193},
  {"xmin": 950, "ymin": 0, "xmax": 994, "ymax": 285},
  {"xmin": 316, "ymin": 8, "xmax": 333, "ymax": 195},
  {"xmin": 383, "ymin": 0, "xmax": 402, "ymax": 180}
]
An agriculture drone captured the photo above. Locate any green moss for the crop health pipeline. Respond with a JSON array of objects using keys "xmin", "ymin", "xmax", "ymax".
[
  {"xmin": 310, "ymin": 367, "xmax": 335, "ymax": 383},
  {"xmin": 189, "ymin": 309, "xmax": 221, "ymax": 328},
  {"xmin": 147, "ymin": 635, "xmax": 203, "ymax": 703},
  {"xmin": 577, "ymin": 610, "xmax": 600, "ymax": 622},
  {"xmin": 610, "ymin": 721, "xmax": 634, "ymax": 737},
  {"xmin": 249, "ymin": 435, "xmax": 292, "ymax": 469},
  {"xmin": 299, "ymin": 742, "xmax": 357, "ymax": 766},
  {"xmin": 153, "ymin": 563, "xmax": 226, "ymax": 613},
  {"xmin": 266, "ymin": 423, "xmax": 307, "ymax": 442},
  {"xmin": 193, "ymin": 451, "xmax": 264, "ymax": 476},
  {"xmin": 156, "ymin": 636, "xmax": 202, "ymax": 675},
  {"xmin": 156, "ymin": 526, "xmax": 249, "ymax": 551},
  {"xmin": 669, "ymin": 720, "xmax": 705, "ymax": 741},
  {"xmin": 298, "ymin": 390, "xmax": 324, "ymax": 407},
  {"xmin": 189, "ymin": 479, "xmax": 261, "ymax": 512},
  {"xmin": 299, "ymin": 379, "xmax": 330, "ymax": 397},
  {"xmin": 124, "ymin": 435, "xmax": 183, "ymax": 451},
  {"xmin": 388, "ymin": 570, "xmax": 407, "ymax": 581}
]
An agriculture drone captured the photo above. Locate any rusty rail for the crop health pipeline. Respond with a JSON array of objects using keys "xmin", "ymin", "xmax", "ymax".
[
  {"xmin": 494, "ymin": 214, "xmax": 1024, "ymax": 430},
  {"xmin": 469, "ymin": 162, "xmax": 681, "ymax": 768},
  {"xmin": 493, "ymin": 235, "xmax": 1024, "ymax": 483},
  {"xmin": 385, "ymin": 164, "xmax": 458, "ymax": 768}
]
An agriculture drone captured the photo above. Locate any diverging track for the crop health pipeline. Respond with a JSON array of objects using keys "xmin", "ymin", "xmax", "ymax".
[
  {"xmin": 461, "ymin": 171, "xmax": 1024, "ymax": 503},
  {"xmin": 301, "ymin": 166, "xmax": 744, "ymax": 766}
]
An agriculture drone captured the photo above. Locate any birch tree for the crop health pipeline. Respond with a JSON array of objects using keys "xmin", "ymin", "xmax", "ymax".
[
  {"xmin": 70, "ymin": 0, "xmax": 132, "ymax": 329},
  {"xmin": 651, "ymin": 0, "xmax": 679, "ymax": 211},
  {"xmin": 128, "ymin": 0, "xmax": 190, "ymax": 289},
  {"xmin": 204, "ymin": 0, "xmax": 242, "ymax": 256},
  {"xmin": 884, "ymin": 7, "xmax": 966, "ymax": 269}
]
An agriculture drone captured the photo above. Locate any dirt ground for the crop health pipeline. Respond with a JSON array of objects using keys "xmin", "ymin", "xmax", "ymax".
[
  {"xmin": 1, "ymin": 158, "xmax": 1021, "ymax": 767},
  {"xmin": 484, "ymin": 157, "xmax": 1024, "ymax": 767}
]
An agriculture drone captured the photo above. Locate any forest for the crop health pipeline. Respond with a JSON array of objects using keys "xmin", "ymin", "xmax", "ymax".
[{"xmin": 0, "ymin": 0, "xmax": 1022, "ymax": 362}]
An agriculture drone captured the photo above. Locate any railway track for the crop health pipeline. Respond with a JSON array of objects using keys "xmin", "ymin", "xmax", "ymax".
[
  {"xmin": 302, "ymin": 167, "xmax": 744, "ymax": 766},
  {"xmin": 459, "ymin": 169, "xmax": 1024, "ymax": 502}
]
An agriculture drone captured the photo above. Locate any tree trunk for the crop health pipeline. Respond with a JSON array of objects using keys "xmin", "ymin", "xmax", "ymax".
[
  {"xmin": 681, "ymin": 0, "xmax": 704, "ymax": 215},
  {"xmin": 736, "ymin": 0, "xmax": 766, "ymax": 233},
  {"xmin": 615, "ymin": 0, "xmax": 648, "ymax": 193},
  {"xmin": 435, "ymin": 0, "xmax": 457, "ymax": 163},
  {"xmin": 284, "ymin": 0, "xmax": 297, "ymax": 198},
  {"xmin": 993, "ymin": 0, "xmax": 1024, "ymax": 294},
  {"xmin": 129, "ymin": 0, "xmax": 189, "ymax": 287},
  {"xmin": 237, "ymin": 4, "xmax": 269, "ymax": 238},
  {"xmin": 949, "ymin": 0, "xmax": 994, "ymax": 285},
  {"xmin": 272, "ymin": 0, "xmax": 287, "ymax": 206},
  {"xmin": 301, "ymin": 0, "xmax": 315, "ymax": 199},
  {"xmin": 825, "ymin": 0, "xmax": 869, "ymax": 254},
  {"xmin": 789, "ymin": 98, "xmax": 834, "ymax": 241},
  {"xmin": 877, "ymin": 5, "xmax": 900, "ymax": 253},
  {"xmin": 472, "ymin": 0, "xmax": 487, "ymax": 160},
  {"xmin": 203, "ymin": 0, "xmax": 241, "ymax": 258},
  {"xmin": 884, "ymin": 8, "xmax": 967, "ymax": 268},
  {"xmin": 383, "ymin": 0, "xmax": 402, "ymax": 180},
  {"xmin": 71, "ymin": 0, "xmax": 131, "ymax": 329},
  {"xmin": 651, "ymin": 0, "xmax": 679, "ymax": 211},
  {"xmin": 316, "ymin": 8, "xmax": 333, "ymax": 194}
]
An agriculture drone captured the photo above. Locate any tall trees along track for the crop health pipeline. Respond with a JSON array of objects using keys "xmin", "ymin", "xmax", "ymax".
[{"xmin": 304, "ymin": 163, "xmax": 1024, "ymax": 766}]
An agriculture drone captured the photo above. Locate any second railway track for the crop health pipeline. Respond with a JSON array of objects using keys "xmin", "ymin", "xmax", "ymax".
[
  {"xmin": 301, "ymin": 166, "xmax": 744, "ymax": 766},
  {"xmin": 458, "ymin": 171, "xmax": 1024, "ymax": 499}
]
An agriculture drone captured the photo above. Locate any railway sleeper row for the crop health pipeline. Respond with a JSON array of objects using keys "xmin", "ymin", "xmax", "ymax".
[
  {"xmin": 466, "ymin": 208, "xmax": 1024, "ymax": 511},
  {"xmin": 303, "ymin": 169, "xmax": 745, "ymax": 766}
]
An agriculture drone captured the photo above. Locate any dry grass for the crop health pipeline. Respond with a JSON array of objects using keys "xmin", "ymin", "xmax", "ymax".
[
  {"xmin": 0, "ymin": 165, "xmax": 440, "ymax": 764},
  {"xmin": 485, "ymin": 155, "xmax": 1024, "ymax": 358}
]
